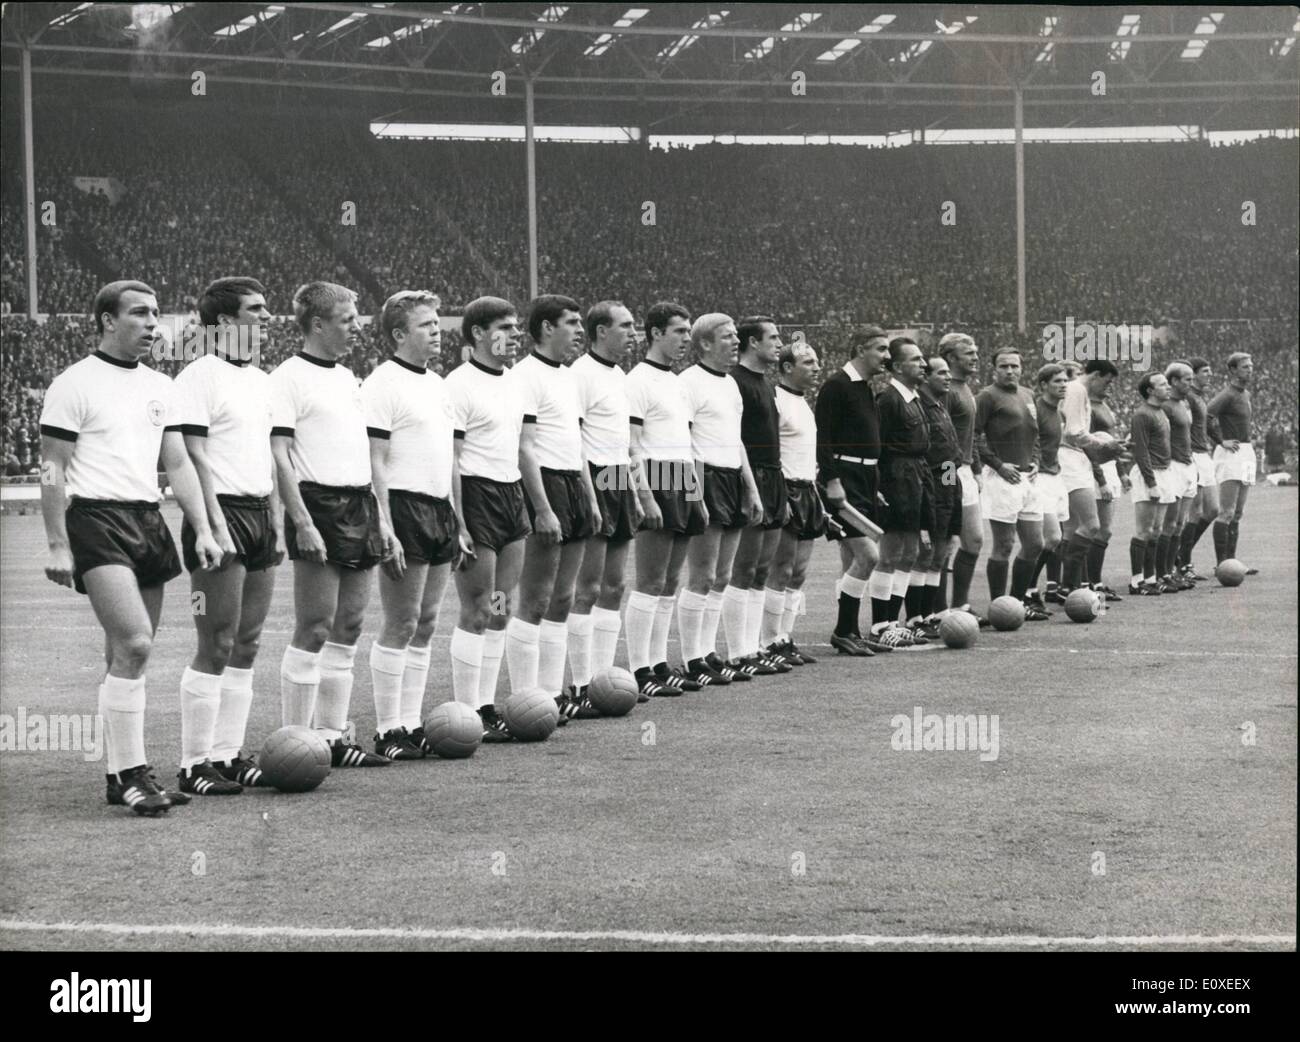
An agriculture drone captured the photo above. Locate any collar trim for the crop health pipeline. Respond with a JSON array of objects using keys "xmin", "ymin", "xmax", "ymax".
[
  {"xmin": 470, "ymin": 357, "xmax": 503, "ymax": 376},
  {"xmin": 94, "ymin": 350, "xmax": 138, "ymax": 370},
  {"xmin": 531, "ymin": 350, "xmax": 562, "ymax": 369},
  {"xmin": 296, "ymin": 351, "xmax": 336, "ymax": 369},
  {"xmin": 391, "ymin": 356, "xmax": 426, "ymax": 375}
]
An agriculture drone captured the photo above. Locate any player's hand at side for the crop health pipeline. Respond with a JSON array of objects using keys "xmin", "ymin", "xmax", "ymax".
[
  {"xmin": 823, "ymin": 477, "xmax": 846, "ymax": 509},
  {"xmin": 586, "ymin": 491, "xmax": 603, "ymax": 536},
  {"xmin": 919, "ymin": 530, "xmax": 933, "ymax": 557},
  {"xmin": 295, "ymin": 520, "xmax": 328, "ymax": 564},
  {"xmin": 270, "ymin": 527, "xmax": 287, "ymax": 567},
  {"xmin": 1223, "ymin": 439, "xmax": 1241, "ymax": 452},
  {"xmin": 639, "ymin": 496, "xmax": 662, "ymax": 530},
  {"xmin": 212, "ymin": 521, "xmax": 238, "ymax": 569},
  {"xmin": 742, "ymin": 489, "xmax": 762, "ymax": 526},
  {"xmin": 1098, "ymin": 485, "xmax": 1113, "ymax": 503},
  {"xmin": 193, "ymin": 530, "xmax": 224, "ymax": 571},
  {"xmin": 455, "ymin": 530, "xmax": 477, "ymax": 571},
  {"xmin": 380, "ymin": 524, "xmax": 405, "ymax": 581},
  {"xmin": 780, "ymin": 499, "xmax": 792, "ymax": 526},
  {"xmin": 535, "ymin": 507, "xmax": 562, "ymax": 546},
  {"xmin": 45, "ymin": 545, "xmax": 74, "ymax": 588},
  {"xmin": 998, "ymin": 463, "xmax": 1021, "ymax": 484},
  {"xmin": 1146, "ymin": 483, "xmax": 1160, "ymax": 501}
]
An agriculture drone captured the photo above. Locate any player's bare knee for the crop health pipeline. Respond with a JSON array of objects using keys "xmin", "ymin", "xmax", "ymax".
[
  {"xmin": 547, "ymin": 589, "xmax": 575, "ymax": 620},
  {"xmin": 113, "ymin": 632, "xmax": 154, "ymax": 673}
]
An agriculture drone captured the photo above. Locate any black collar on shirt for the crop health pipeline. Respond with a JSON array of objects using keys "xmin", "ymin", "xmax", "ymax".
[
  {"xmin": 530, "ymin": 350, "xmax": 562, "ymax": 369},
  {"xmin": 777, "ymin": 382, "xmax": 803, "ymax": 396},
  {"xmin": 222, "ymin": 353, "xmax": 250, "ymax": 368},
  {"xmin": 698, "ymin": 363, "xmax": 728, "ymax": 378},
  {"xmin": 469, "ymin": 356, "xmax": 504, "ymax": 376},
  {"xmin": 391, "ymin": 356, "xmax": 426, "ymax": 375},
  {"xmin": 587, "ymin": 350, "xmax": 617, "ymax": 368},
  {"xmin": 93, "ymin": 350, "xmax": 138, "ymax": 370},
  {"xmin": 296, "ymin": 351, "xmax": 336, "ymax": 369},
  {"xmin": 642, "ymin": 358, "xmax": 671, "ymax": 372}
]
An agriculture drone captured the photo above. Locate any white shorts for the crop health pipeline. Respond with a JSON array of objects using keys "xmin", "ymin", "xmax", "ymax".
[
  {"xmin": 957, "ymin": 464, "xmax": 980, "ymax": 508},
  {"xmin": 1033, "ymin": 470, "xmax": 1070, "ymax": 521},
  {"xmin": 1099, "ymin": 461, "xmax": 1123, "ymax": 499},
  {"xmin": 1213, "ymin": 443, "xmax": 1256, "ymax": 486},
  {"xmin": 1058, "ymin": 446, "xmax": 1095, "ymax": 494},
  {"xmin": 982, "ymin": 467, "xmax": 1041, "ymax": 524},
  {"xmin": 1193, "ymin": 451, "xmax": 1215, "ymax": 488},
  {"xmin": 1130, "ymin": 466, "xmax": 1178, "ymax": 505},
  {"xmin": 1169, "ymin": 459, "xmax": 1198, "ymax": 499}
]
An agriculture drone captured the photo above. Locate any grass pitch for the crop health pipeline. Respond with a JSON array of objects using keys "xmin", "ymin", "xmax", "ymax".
[{"xmin": 1, "ymin": 490, "xmax": 1294, "ymax": 951}]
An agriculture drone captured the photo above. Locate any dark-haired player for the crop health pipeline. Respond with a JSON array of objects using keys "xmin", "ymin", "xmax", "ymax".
[
  {"xmin": 40, "ymin": 280, "xmax": 222, "ymax": 815},
  {"xmin": 272, "ymin": 282, "xmax": 397, "ymax": 767},
  {"xmin": 1207, "ymin": 352, "xmax": 1257, "ymax": 574},
  {"xmin": 973, "ymin": 348, "xmax": 1048, "ymax": 619},
  {"xmin": 172, "ymin": 276, "xmax": 280, "ymax": 794},
  {"xmin": 1026, "ymin": 363, "xmax": 1069, "ymax": 612},
  {"xmin": 939, "ymin": 333, "xmax": 984, "ymax": 620},
  {"xmin": 1179, "ymin": 357, "xmax": 1217, "ymax": 578},
  {"xmin": 508, "ymin": 295, "xmax": 599, "ymax": 718},
  {"xmin": 444, "ymin": 296, "xmax": 530, "ymax": 740},
  {"xmin": 917, "ymin": 353, "xmax": 962, "ymax": 625},
  {"xmin": 1127, "ymin": 372, "xmax": 1176, "ymax": 595},
  {"xmin": 364, "ymin": 291, "xmax": 468, "ymax": 759},
  {"xmin": 1160, "ymin": 362, "xmax": 1199, "ymax": 590}
]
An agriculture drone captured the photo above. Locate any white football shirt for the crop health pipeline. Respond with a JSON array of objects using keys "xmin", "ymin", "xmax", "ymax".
[
  {"xmin": 513, "ymin": 351, "xmax": 583, "ymax": 472},
  {"xmin": 444, "ymin": 357, "xmax": 524, "ymax": 483},
  {"xmin": 269, "ymin": 353, "xmax": 370, "ymax": 487},
  {"xmin": 625, "ymin": 359, "xmax": 692, "ymax": 463},
  {"xmin": 776, "ymin": 383, "xmax": 817, "ymax": 482},
  {"xmin": 172, "ymin": 354, "xmax": 274, "ymax": 497},
  {"xmin": 40, "ymin": 351, "xmax": 175, "ymax": 503},
  {"xmin": 679, "ymin": 363, "xmax": 744, "ymax": 468},
  {"xmin": 361, "ymin": 357, "xmax": 455, "ymax": 499},
  {"xmin": 571, "ymin": 351, "xmax": 630, "ymax": 466}
]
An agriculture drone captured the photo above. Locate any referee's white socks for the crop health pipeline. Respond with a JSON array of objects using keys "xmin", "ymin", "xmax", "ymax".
[
  {"xmin": 537, "ymin": 620, "xmax": 569, "ymax": 695},
  {"xmin": 314, "ymin": 641, "xmax": 356, "ymax": 741},
  {"xmin": 280, "ymin": 645, "xmax": 321, "ymax": 729},
  {"xmin": 624, "ymin": 591, "xmax": 657, "ymax": 673},
  {"xmin": 369, "ymin": 642, "xmax": 407, "ymax": 735},
  {"xmin": 567, "ymin": 612, "xmax": 594, "ymax": 688},
  {"xmin": 590, "ymin": 606, "xmax": 622, "ymax": 673},
  {"xmin": 212, "ymin": 666, "xmax": 254, "ymax": 764},
  {"xmin": 721, "ymin": 585, "xmax": 749, "ymax": 660},
  {"xmin": 100, "ymin": 674, "xmax": 146, "ymax": 778},
  {"xmin": 505, "ymin": 618, "xmax": 540, "ymax": 695},
  {"xmin": 449, "ymin": 628, "xmax": 483, "ymax": 710},
  {"xmin": 179, "ymin": 666, "xmax": 221, "ymax": 770}
]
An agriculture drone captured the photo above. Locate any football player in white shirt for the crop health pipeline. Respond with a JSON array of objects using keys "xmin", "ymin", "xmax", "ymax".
[
  {"xmin": 40, "ymin": 280, "xmax": 222, "ymax": 816},
  {"xmin": 763, "ymin": 339, "xmax": 827, "ymax": 665},
  {"xmin": 567, "ymin": 301, "xmax": 642, "ymax": 715},
  {"xmin": 679, "ymin": 314, "xmax": 764, "ymax": 688},
  {"xmin": 444, "ymin": 296, "xmax": 531, "ymax": 741},
  {"xmin": 364, "ymin": 291, "xmax": 470, "ymax": 761},
  {"xmin": 625, "ymin": 301, "xmax": 700, "ymax": 701},
  {"xmin": 508, "ymin": 295, "xmax": 600, "ymax": 721},
  {"xmin": 173, "ymin": 277, "xmax": 282, "ymax": 796},
  {"xmin": 271, "ymin": 282, "xmax": 397, "ymax": 768}
]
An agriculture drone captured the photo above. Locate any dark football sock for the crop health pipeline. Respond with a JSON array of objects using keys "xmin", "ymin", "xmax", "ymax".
[
  {"xmin": 1143, "ymin": 539, "xmax": 1158, "ymax": 581},
  {"xmin": 1227, "ymin": 520, "xmax": 1240, "ymax": 559},
  {"xmin": 1046, "ymin": 544, "xmax": 1063, "ymax": 586},
  {"xmin": 952, "ymin": 548, "xmax": 979, "ymax": 607},
  {"xmin": 835, "ymin": 591, "xmax": 861, "ymax": 637},
  {"xmin": 1061, "ymin": 533, "xmax": 1089, "ymax": 590},
  {"xmin": 904, "ymin": 584, "xmax": 924, "ymax": 621},
  {"xmin": 1030, "ymin": 549, "xmax": 1051, "ymax": 589},
  {"xmin": 870, "ymin": 597, "xmax": 893, "ymax": 628},
  {"xmin": 1212, "ymin": 521, "xmax": 1229, "ymax": 563},
  {"xmin": 887, "ymin": 593, "xmax": 904, "ymax": 625},
  {"xmin": 1164, "ymin": 533, "xmax": 1181, "ymax": 576},
  {"xmin": 1129, "ymin": 538, "xmax": 1146, "ymax": 580},
  {"xmin": 1010, "ymin": 556, "xmax": 1035, "ymax": 599},
  {"xmin": 935, "ymin": 565, "xmax": 950, "ymax": 612},
  {"xmin": 1088, "ymin": 538, "xmax": 1109, "ymax": 588},
  {"xmin": 1177, "ymin": 522, "xmax": 1197, "ymax": 568},
  {"xmin": 986, "ymin": 558, "xmax": 1009, "ymax": 600},
  {"xmin": 1155, "ymin": 535, "xmax": 1171, "ymax": 577},
  {"xmin": 1190, "ymin": 514, "xmax": 1212, "ymax": 555}
]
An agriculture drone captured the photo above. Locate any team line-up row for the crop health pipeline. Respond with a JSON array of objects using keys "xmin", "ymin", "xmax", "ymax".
[{"xmin": 36, "ymin": 277, "xmax": 1260, "ymax": 814}]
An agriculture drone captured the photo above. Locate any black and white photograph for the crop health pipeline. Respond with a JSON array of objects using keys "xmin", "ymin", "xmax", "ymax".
[{"xmin": 0, "ymin": 0, "xmax": 1295, "ymax": 994}]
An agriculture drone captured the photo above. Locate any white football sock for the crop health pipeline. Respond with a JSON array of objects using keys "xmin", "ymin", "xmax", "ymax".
[
  {"xmin": 313, "ymin": 641, "xmax": 356, "ymax": 740},
  {"xmin": 401, "ymin": 643, "xmax": 431, "ymax": 732},
  {"xmin": 892, "ymin": 570, "xmax": 912, "ymax": 599},
  {"xmin": 450, "ymin": 628, "xmax": 483, "ymax": 710},
  {"xmin": 742, "ymin": 587, "xmax": 763, "ymax": 653},
  {"xmin": 369, "ymin": 642, "xmax": 407, "ymax": 735},
  {"xmin": 481, "ymin": 628, "xmax": 506, "ymax": 710},
  {"xmin": 179, "ymin": 666, "xmax": 221, "ymax": 769},
  {"xmin": 624, "ymin": 591, "xmax": 657, "ymax": 672},
  {"xmin": 676, "ymin": 589, "xmax": 706, "ymax": 663},
  {"xmin": 566, "ymin": 612, "xmax": 594, "ymax": 688},
  {"xmin": 721, "ymin": 584, "xmax": 749, "ymax": 660},
  {"xmin": 651, "ymin": 595, "xmax": 675, "ymax": 667},
  {"xmin": 537, "ymin": 619, "xmax": 569, "ymax": 694},
  {"xmin": 781, "ymin": 588, "xmax": 801, "ymax": 640},
  {"xmin": 590, "ymin": 605, "xmax": 622, "ymax": 672},
  {"xmin": 760, "ymin": 587, "xmax": 785, "ymax": 647},
  {"xmin": 279, "ymin": 645, "xmax": 320, "ymax": 728},
  {"xmin": 212, "ymin": 666, "xmax": 254, "ymax": 764},
  {"xmin": 701, "ymin": 589, "xmax": 724, "ymax": 657},
  {"xmin": 925, "ymin": 570, "xmax": 941, "ymax": 587},
  {"xmin": 504, "ymin": 617, "xmax": 540, "ymax": 695},
  {"xmin": 101, "ymin": 674, "xmax": 146, "ymax": 777}
]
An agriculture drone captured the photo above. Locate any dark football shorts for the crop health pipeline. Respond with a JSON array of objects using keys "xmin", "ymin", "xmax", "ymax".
[
  {"xmin": 286, "ymin": 482, "xmax": 385, "ymax": 570},
  {"xmin": 784, "ymin": 479, "xmax": 827, "ymax": 541},
  {"xmin": 182, "ymin": 493, "xmax": 278, "ymax": 573},
  {"xmin": 390, "ymin": 489, "xmax": 459, "ymax": 566},
  {"xmin": 753, "ymin": 464, "xmax": 788, "ymax": 531},
  {"xmin": 461, "ymin": 475, "xmax": 531, "ymax": 554},
  {"xmin": 589, "ymin": 463, "xmax": 638, "ymax": 544},
  {"xmin": 525, "ymin": 468, "xmax": 598, "ymax": 546},
  {"xmin": 640, "ymin": 459, "xmax": 703, "ymax": 536},
  {"xmin": 700, "ymin": 463, "xmax": 748, "ymax": 531},
  {"xmin": 66, "ymin": 498, "xmax": 182, "ymax": 595},
  {"xmin": 879, "ymin": 456, "xmax": 935, "ymax": 534},
  {"xmin": 930, "ymin": 466, "xmax": 963, "ymax": 540},
  {"xmin": 819, "ymin": 461, "xmax": 878, "ymax": 542}
]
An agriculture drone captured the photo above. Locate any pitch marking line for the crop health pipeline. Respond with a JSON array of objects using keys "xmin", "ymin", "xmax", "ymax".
[{"xmin": 0, "ymin": 920, "xmax": 1293, "ymax": 948}]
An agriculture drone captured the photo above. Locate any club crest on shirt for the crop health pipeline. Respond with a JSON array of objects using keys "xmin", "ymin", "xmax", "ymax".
[{"xmin": 146, "ymin": 400, "xmax": 166, "ymax": 426}]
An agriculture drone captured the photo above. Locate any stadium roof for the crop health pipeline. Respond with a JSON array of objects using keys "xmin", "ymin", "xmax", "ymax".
[{"xmin": 2, "ymin": 3, "xmax": 1298, "ymax": 133}]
